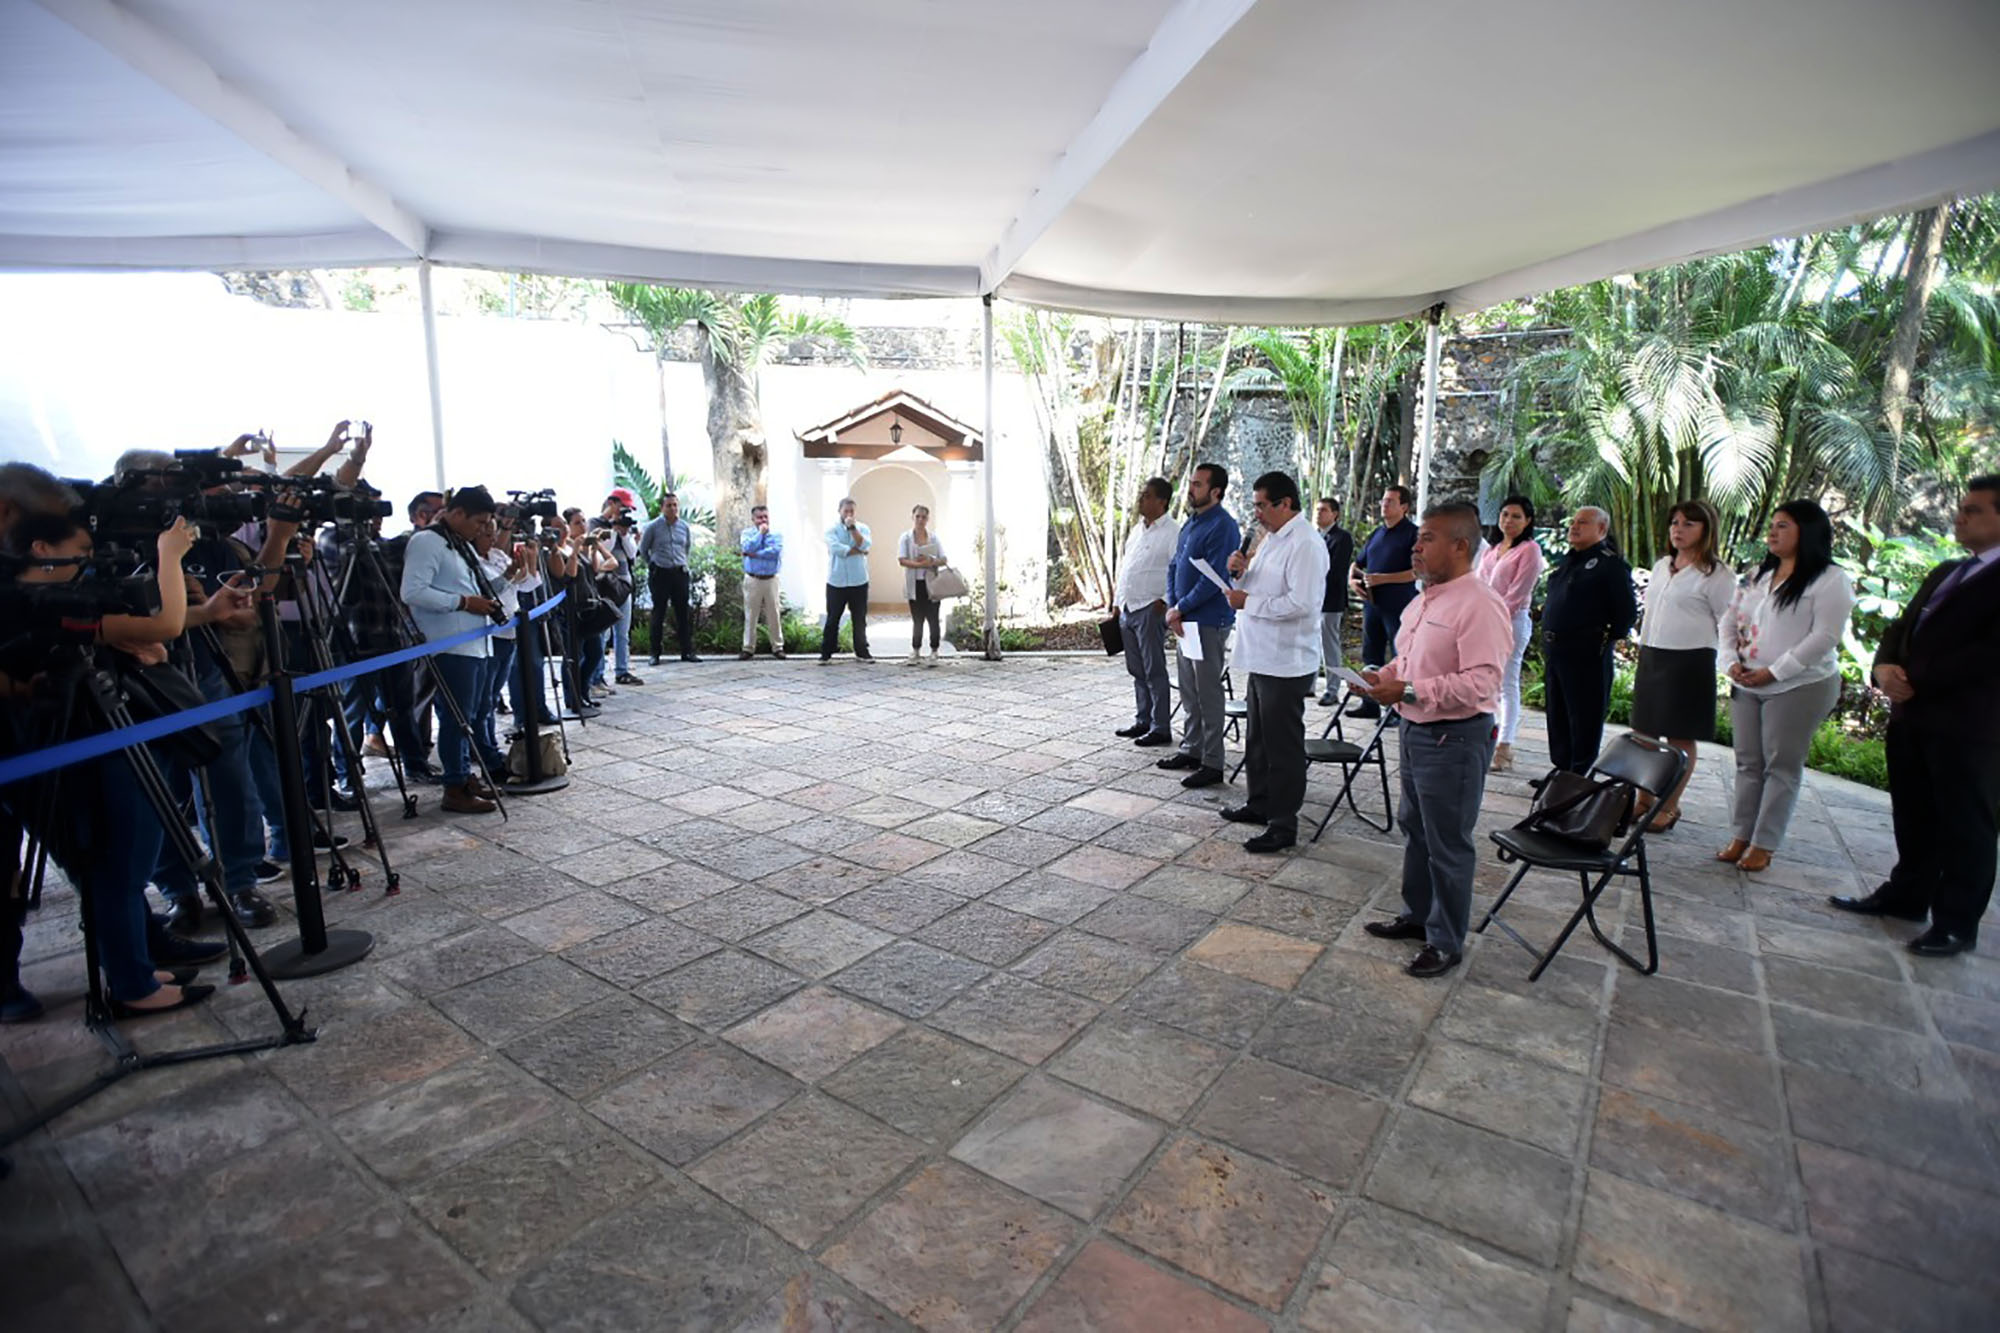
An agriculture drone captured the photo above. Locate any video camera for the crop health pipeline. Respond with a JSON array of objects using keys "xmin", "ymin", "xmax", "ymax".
[
  {"xmin": 0, "ymin": 547, "xmax": 163, "ymax": 675},
  {"xmin": 500, "ymin": 489, "xmax": 560, "ymax": 524},
  {"xmin": 269, "ymin": 474, "xmax": 393, "ymax": 527},
  {"xmin": 68, "ymin": 450, "xmax": 270, "ymax": 538}
]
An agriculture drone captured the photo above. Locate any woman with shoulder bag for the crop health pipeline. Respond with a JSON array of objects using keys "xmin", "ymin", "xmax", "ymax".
[
  {"xmin": 1474, "ymin": 495, "xmax": 1546, "ymax": 772},
  {"xmin": 898, "ymin": 505, "xmax": 947, "ymax": 663},
  {"xmin": 1715, "ymin": 500, "xmax": 1856, "ymax": 873},
  {"xmin": 1629, "ymin": 499, "xmax": 1738, "ymax": 832}
]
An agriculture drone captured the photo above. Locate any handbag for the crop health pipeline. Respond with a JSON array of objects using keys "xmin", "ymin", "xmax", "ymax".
[
  {"xmin": 1099, "ymin": 614, "xmax": 1123, "ymax": 655},
  {"xmin": 1515, "ymin": 769, "xmax": 1633, "ymax": 851},
  {"xmin": 596, "ymin": 569, "xmax": 634, "ymax": 607},
  {"xmin": 926, "ymin": 564, "xmax": 970, "ymax": 600},
  {"xmin": 116, "ymin": 658, "xmax": 225, "ymax": 767}
]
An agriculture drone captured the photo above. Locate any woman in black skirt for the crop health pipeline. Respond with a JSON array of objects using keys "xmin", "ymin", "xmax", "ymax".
[{"xmin": 1630, "ymin": 499, "xmax": 1737, "ymax": 831}]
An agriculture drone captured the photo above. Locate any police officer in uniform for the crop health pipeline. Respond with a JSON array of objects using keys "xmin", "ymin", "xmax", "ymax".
[{"xmin": 1540, "ymin": 506, "xmax": 1637, "ymax": 774}]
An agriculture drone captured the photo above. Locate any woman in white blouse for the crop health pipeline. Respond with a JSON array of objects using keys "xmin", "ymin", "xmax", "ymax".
[
  {"xmin": 1629, "ymin": 499, "xmax": 1738, "ymax": 831},
  {"xmin": 1715, "ymin": 500, "xmax": 1856, "ymax": 872},
  {"xmin": 1474, "ymin": 494, "xmax": 1546, "ymax": 772},
  {"xmin": 897, "ymin": 505, "xmax": 947, "ymax": 662}
]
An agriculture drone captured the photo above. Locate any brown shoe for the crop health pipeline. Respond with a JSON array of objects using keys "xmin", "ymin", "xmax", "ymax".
[
  {"xmin": 465, "ymin": 774, "xmax": 501, "ymax": 801},
  {"xmin": 442, "ymin": 783, "xmax": 496, "ymax": 814},
  {"xmin": 361, "ymin": 733, "xmax": 393, "ymax": 760}
]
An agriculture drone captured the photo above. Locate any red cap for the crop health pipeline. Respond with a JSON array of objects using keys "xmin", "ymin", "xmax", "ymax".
[{"xmin": 607, "ymin": 487, "xmax": 639, "ymax": 510}]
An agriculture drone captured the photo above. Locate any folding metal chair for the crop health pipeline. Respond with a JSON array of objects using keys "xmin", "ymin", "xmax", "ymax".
[
  {"xmin": 1304, "ymin": 690, "xmax": 1395, "ymax": 837},
  {"xmin": 1476, "ymin": 732, "xmax": 1687, "ymax": 981}
]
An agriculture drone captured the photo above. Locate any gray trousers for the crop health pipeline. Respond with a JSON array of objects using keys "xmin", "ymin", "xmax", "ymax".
[
  {"xmin": 1245, "ymin": 672, "xmax": 1314, "ymax": 835},
  {"xmin": 1729, "ymin": 676, "xmax": 1840, "ymax": 848},
  {"xmin": 1175, "ymin": 624, "xmax": 1230, "ymax": 770},
  {"xmin": 1319, "ymin": 611, "xmax": 1344, "ymax": 677},
  {"xmin": 1121, "ymin": 604, "xmax": 1171, "ymax": 736},
  {"xmin": 1398, "ymin": 714, "xmax": 1496, "ymax": 956}
]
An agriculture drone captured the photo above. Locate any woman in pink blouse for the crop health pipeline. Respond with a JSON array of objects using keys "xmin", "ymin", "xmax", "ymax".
[{"xmin": 1475, "ymin": 496, "xmax": 1547, "ymax": 771}]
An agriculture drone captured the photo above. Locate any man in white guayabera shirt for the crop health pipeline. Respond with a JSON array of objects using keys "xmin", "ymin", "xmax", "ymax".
[{"xmin": 1112, "ymin": 477, "xmax": 1181, "ymax": 748}]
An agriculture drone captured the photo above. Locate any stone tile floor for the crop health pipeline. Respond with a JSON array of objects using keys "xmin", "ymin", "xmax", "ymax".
[{"xmin": 3, "ymin": 655, "xmax": 1997, "ymax": 1331}]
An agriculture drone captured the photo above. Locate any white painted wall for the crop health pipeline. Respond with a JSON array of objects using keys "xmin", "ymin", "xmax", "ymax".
[{"xmin": 0, "ymin": 272, "xmax": 1048, "ymax": 616}]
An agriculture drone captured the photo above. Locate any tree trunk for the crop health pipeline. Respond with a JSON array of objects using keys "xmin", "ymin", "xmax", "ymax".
[
  {"xmin": 656, "ymin": 355, "xmax": 675, "ymax": 495},
  {"xmin": 702, "ymin": 341, "xmax": 764, "ymax": 543},
  {"xmin": 1879, "ymin": 202, "xmax": 1952, "ymax": 521}
]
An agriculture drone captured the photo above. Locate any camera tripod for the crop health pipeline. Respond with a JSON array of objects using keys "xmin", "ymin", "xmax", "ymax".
[{"xmin": 0, "ymin": 643, "xmax": 316, "ymax": 1155}]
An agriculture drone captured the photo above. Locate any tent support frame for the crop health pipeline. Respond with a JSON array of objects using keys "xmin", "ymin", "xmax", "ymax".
[
  {"xmin": 982, "ymin": 295, "xmax": 1001, "ymax": 660},
  {"xmin": 418, "ymin": 258, "xmax": 446, "ymax": 490},
  {"xmin": 1415, "ymin": 303, "xmax": 1443, "ymax": 514}
]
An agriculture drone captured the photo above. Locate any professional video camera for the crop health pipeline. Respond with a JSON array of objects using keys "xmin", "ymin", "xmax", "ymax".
[
  {"xmin": 0, "ymin": 547, "xmax": 162, "ymax": 683},
  {"xmin": 500, "ymin": 489, "xmax": 561, "ymax": 524},
  {"xmin": 67, "ymin": 450, "xmax": 270, "ymax": 538},
  {"xmin": 269, "ymin": 474, "xmax": 393, "ymax": 527}
]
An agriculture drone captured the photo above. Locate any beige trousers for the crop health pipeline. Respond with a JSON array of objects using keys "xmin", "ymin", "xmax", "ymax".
[{"xmin": 742, "ymin": 576, "xmax": 783, "ymax": 649}]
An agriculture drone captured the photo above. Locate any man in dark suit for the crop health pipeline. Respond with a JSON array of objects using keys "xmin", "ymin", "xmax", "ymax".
[
  {"xmin": 1539, "ymin": 506, "xmax": 1637, "ymax": 774},
  {"xmin": 1315, "ymin": 497, "xmax": 1354, "ymax": 705},
  {"xmin": 1832, "ymin": 476, "xmax": 2000, "ymax": 956}
]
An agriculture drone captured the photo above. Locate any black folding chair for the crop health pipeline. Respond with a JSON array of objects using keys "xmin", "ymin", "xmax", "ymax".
[
  {"xmin": 1305, "ymin": 688, "xmax": 1394, "ymax": 837},
  {"xmin": 1476, "ymin": 732, "xmax": 1686, "ymax": 981}
]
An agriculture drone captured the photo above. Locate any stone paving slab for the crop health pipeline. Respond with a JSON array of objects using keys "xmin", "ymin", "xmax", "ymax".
[{"xmin": 4, "ymin": 654, "xmax": 1997, "ymax": 1331}]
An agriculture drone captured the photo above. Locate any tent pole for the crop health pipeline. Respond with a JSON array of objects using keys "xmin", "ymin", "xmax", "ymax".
[
  {"xmin": 1415, "ymin": 303, "xmax": 1443, "ymax": 514},
  {"xmin": 982, "ymin": 295, "xmax": 1001, "ymax": 661},
  {"xmin": 419, "ymin": 259, "xmax": 446, "ymax": 489}
]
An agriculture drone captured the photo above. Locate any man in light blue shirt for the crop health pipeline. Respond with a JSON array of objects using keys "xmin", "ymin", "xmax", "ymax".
[
  {"xmin": 739, "ymin": 504, "xmax": 785, "ymax": 659},
  {"xmin": 638, "ymin": 492, "xmax": 696, "ymax": 664},
  {"xmin": 821, "ymin": 497, "xmax": 874, "ymax": 661},
  {"xmin": 400, "ymin": 485, "xmax": 508, "ymax": 813}
]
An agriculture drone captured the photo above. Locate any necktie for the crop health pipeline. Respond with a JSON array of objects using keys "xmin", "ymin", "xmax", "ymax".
[{"xmin": 1916, "ymin": 558, "xmax": 1983, "ymax": 627}]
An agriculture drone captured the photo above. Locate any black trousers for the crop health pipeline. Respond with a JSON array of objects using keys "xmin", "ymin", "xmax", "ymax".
[
  {"xmin": 822, "ymin": 583, "xmax": 870, "ymax": 658},
  {"xmin": 649, "ymin": 565, "xmax": 692, "ymax": 659},
  {"xmin": 1884, "ymin": 722, "xmax": 2000, "ymax": 937},
  {"xmin": 1245, "ymin": 672, "xmax": 1314, "ymax": 835},
  {"xmin": 1544, "ymin": 640, "xmax": 1613, "ymax": 774},
  {"xmin": 909, "ymin": 580, "xmax": 940, "ymax": 650}
]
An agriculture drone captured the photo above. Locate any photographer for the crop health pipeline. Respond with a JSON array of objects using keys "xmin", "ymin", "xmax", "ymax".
[
  {"xmin": 590, "ymin": 489, "xmax": 645, "ymax": 686},
  {"xmin": 476, "ymin": 510, "xmax": 535, "ymax": 758},
  {"xmin": 562, "ymin": 507, "xmax": 616, "ymax": 712},
  {"xmin": 3, "ymin": 509, "xmax": 218, "ymax": 1017},
  {"xmin": 400, "ymin": 486, "xmax": 508, "ymax": 813},
  {"xmin": 110, "ymin": 448, "xmax": 287, "ymax": 932}
]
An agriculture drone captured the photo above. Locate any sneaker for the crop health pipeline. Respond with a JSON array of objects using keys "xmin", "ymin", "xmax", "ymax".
[
  {"xmin": 650, "ymin": 656, "xmax": 662, "ymax": 667},
  {"xmin": 908, "ymin": 649, "xmax": 922, "ymax": 662},
  {"xmin": 360, "ymin": 733, "xmax": 393, "ymax": 759},
  {"xmin": 1406, "ymin": 945, "xmax": 1462, "ymax": 979},
  {"xmin": 254, "ymin": 859, "xmax": 285, "ymax": 884},
  {"xmin": 312, "ymin": 830, "xmax": 351, "ymax": 851},
  {"xmin": 596, "ymin": 684, "xmax": 618, "ymax": 697},
  {"xmin": 405, "ymin": 761, "xmax": 444, "ymax": 786},
  {"xmin": 616, "ymin": 671, "xmax": 645, "ymax": 686}
]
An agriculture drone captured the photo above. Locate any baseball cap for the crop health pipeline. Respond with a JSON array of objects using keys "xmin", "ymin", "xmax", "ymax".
[{"xmin": 607, "ymin": 487, "xmax": 639, "ymax": 510}]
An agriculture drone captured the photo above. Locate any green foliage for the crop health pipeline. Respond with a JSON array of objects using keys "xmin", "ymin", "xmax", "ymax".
[
  {"xmin": 610, "ymin": 441, "xmax": 663, "ymax": 517},
  {"xmin": 1808, "ymin": 721, "xmax": 1889, "ymax": 789}
]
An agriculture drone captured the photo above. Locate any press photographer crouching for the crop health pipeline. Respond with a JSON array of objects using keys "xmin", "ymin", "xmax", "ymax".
[
  {"xmin": 1, "ymin": 488, "xmax": 225, "ymax": 1020},
  {"xmin": 400, "ymin": 485, "xmax": 510, "ymax": 814}
]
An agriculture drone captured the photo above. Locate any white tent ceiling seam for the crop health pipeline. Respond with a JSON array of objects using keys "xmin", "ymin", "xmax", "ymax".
[{"xmin": 36, "ymin": 0, "xmax": 429, "ymax": 261}]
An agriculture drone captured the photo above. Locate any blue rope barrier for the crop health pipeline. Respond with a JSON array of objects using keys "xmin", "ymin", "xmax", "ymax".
[{"xmin": 0, "ymin": 590, "xmax": 568, "ymax": 787}]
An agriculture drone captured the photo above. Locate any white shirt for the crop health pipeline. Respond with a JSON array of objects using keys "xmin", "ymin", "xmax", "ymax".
[
  {"xmin": 1114, "ymin": 514, "xmax": 1180, "ymax": 611},
  {"xmin": 1231, "ymin": 512, "xmax": 1330, "ymax": 678},
  {"xmin": 1719, "ymin": 564, "xmax": 1856, "ymax": 695},
  {"xmin": 1640, "ymin": 556, "xmax": 1739, "ymax": 651}
]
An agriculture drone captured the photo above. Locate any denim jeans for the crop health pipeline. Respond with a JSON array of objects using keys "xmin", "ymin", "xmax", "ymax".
[
  {"xmin": 247, "ymin": 719, "xmax": 290, "ymax": 863},
  {"xmin": 432, "ymin": 654, "xmax": 486, "ymax": 786},
  {"xmin": 572, "ymin": 630, "xmax": 606, "ymax": 706},
  {"xmin": 60, "ymin": 757, "xmax": 167, "ymax": 1004},
  {"xmin": 606, "ymin": 597, "xmax": 632, "ymax": 675},
  {"xmin": 1397, "ymin": 714, "xmax": 1495, "ymax": 956},
  {"xmin": 156, "ymin": 658, "xmax": 263, "ymax": 899},
  {"xmin": 484, "ymin": 637, "xmax": 516, "ymax": 757}
]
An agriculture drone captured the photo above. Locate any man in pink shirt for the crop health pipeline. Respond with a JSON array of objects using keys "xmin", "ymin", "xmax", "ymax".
[{"xmin": 1356, "ymin": 503, "xmax": 1513, "ymax": 977}]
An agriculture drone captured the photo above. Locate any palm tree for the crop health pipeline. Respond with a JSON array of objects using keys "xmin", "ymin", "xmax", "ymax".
[{"xmin": 607, "ymin": 285, "xmax": 865, "ymax": 540}]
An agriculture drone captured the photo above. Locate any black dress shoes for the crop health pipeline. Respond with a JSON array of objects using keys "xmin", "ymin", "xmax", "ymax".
[
  {"xmin": 228, "ymin": 888, "xmax": 278, "ymax": 928},
  {"xmin": 1219, "ymin": 806, "xmax": 1268, "ymax": 825},
  {"xmin": 1243, "ymin": 828, "xmax": 1296, "ymax": 854},
  {"xmin": 162, "ymin": 893, "xmax": 203, "ymax": 936},
  {"xmin": 1908, "ymin": 926, "xmax": 1977, "ymax": 957},
  {"xmin": 151, "ymin": 932, "xmax": 228, "ymax": 967},
  {"xmin": 1133, "ymin": 732, "xmax": 1173, "ymax": 747},
  {"xmin": 1157, "ymin": 752, "xmax": 1200, "ymax": 771},
  {"xmin": 1181, "ymin": 767, "xmax": 1225, "ymax": 789},
  {"xmin": 1827, "ymin": 887, "xmax": 1929, "ymax": 922},
  {"xmin": 1115, "ymin": 724, "xmax": 1150, "ymax": 739},
  {"xmin": 1364, "ymin": 914, "xmax": 1427, "ymax": 941},
  {"xmin": 1407, "ymin": 945, "xmax": 1462, "ymax": 978}
]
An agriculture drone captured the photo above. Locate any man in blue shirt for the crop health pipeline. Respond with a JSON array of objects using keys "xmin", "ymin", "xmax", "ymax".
[
  {"xmin": 638, "ymin": 492, "xmax": 696, "ymax": 665},
  {"xmin": 1160, "ymin": 462, "xmax": 1241, "ymax": 787},
  {"xmin": 1347, "ymin": 484, "xmax": 1419, "ymax": 718},
  {"xmin": 822, "ymin": 497, "xmax": 874, "ymax": 662},
  {"xmin": 739, "ymin": 503, "xmax": 785, "ymax": 659}
]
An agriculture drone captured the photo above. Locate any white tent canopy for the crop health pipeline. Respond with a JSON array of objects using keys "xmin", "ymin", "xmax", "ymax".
[{"xmin": 6, "ymin": 0, "xmax": 2000, "ymax": 322}]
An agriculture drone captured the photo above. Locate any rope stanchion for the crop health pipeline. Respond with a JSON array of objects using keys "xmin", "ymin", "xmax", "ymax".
[{"xmin": 0, "ymin": 592, "xmax": 566, "ymax": 789}]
